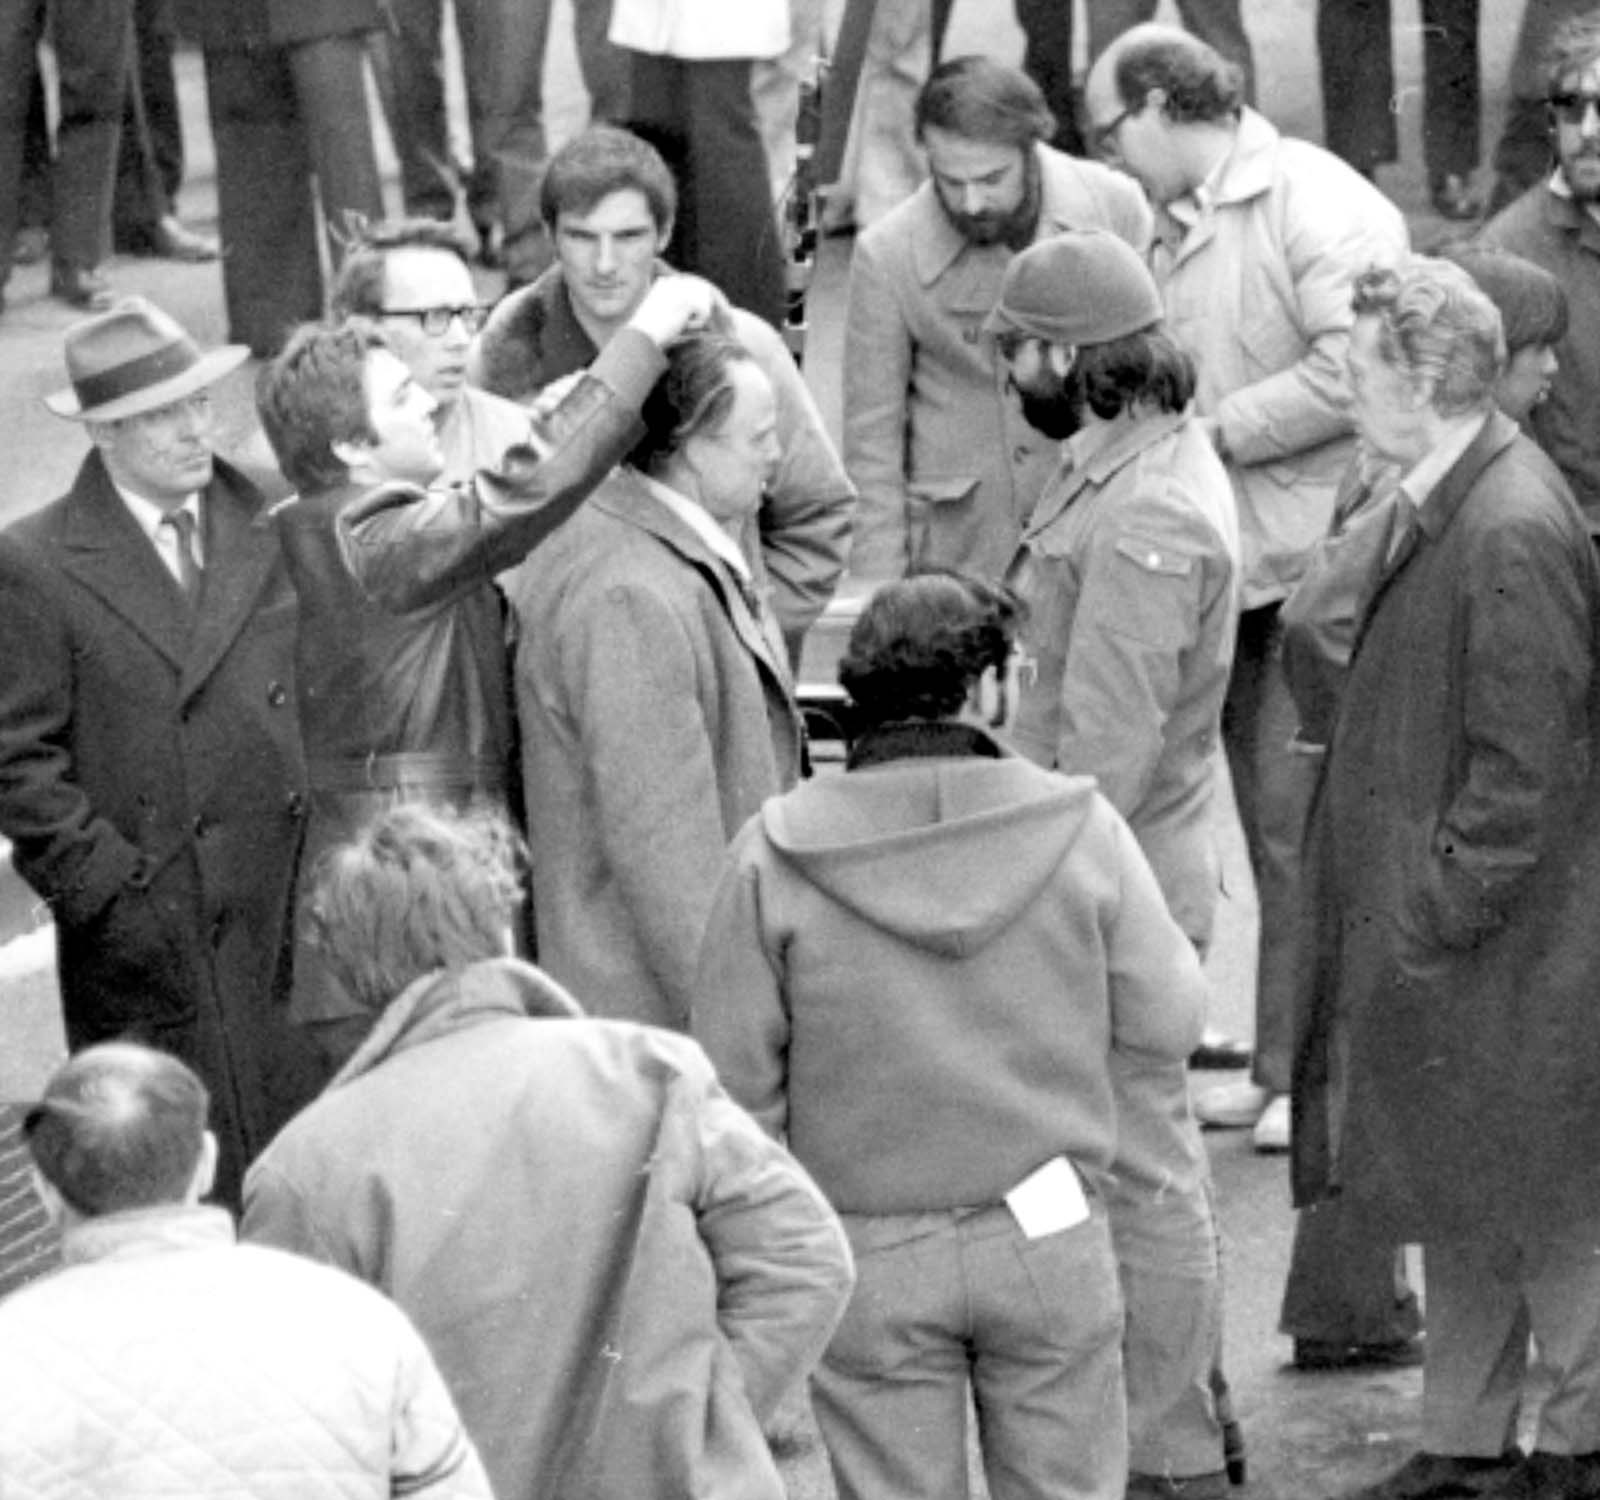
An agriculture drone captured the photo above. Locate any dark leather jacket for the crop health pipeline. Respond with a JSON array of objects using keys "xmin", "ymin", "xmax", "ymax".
[{"xmin": 275, "ymin": 328, "xmax": 664, "ymax": 792}]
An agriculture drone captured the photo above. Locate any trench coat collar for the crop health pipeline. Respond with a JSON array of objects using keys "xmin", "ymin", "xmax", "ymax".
[
  {"xmin": 1025, "ymin": 409, "xmax": 1190, "ymax": 536},
  {"xmin": 595, "ymin": 472, "xmax": 798, "ymax": 694},
  {"xmin": 1358, "ymin": 410, "xmax": 1522, "ymax": 627},
  {"xmin": 913, "ymin": 144, "xmax": 1090, "ymax": 286}
]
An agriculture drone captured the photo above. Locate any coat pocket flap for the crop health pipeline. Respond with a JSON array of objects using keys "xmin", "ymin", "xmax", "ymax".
[
  {"xmin": 1113, "ymin": 536, "xmax": 1197, "ymax": 577},
  {"xmin": 907, "ymin": 477, "xmax": 981, "ymax": 506}
]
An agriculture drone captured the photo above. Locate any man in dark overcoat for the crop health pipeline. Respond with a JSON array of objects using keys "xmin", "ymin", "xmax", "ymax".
[
  {"xmin": 1295, "ymin": 257, "xmax": 1600, "ymax": 1500},
  {"xmin": 0, "ymin": 298, "xmax": 320, "ymax": 1210}
]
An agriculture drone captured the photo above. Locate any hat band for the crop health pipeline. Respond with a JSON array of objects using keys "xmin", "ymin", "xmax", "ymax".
[{"xmin": 73, "ymin": 340, "xmax": 200, "ymax": 415}]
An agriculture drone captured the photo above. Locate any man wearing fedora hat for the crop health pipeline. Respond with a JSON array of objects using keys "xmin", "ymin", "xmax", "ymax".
[
  {"xmin": 0, "ymin": 295, "xmax": 322, "ymax": 1211},
  {"xmin": 997, "ymin": 229, "xmax": 1245, "ymax": 1500}
]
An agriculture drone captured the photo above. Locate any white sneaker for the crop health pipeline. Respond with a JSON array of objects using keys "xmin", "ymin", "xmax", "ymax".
[
  {"xmin": 1252, "ymin": 1094, "xmax": 1292, "ymax": 1153},
  {"xmin": 1194, "ymin": 1080, "xmax": 1274, "ymax": 1129}
]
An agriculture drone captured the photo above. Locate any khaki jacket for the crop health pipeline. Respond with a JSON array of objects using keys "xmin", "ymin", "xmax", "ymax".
[
  {"xmin": 1157, "ymin": 109, "xmax": 1407, "ymax": 607},
  {"xmin": 1009, "ymin": 412, "xmax": 1240, "ymax": 946}
]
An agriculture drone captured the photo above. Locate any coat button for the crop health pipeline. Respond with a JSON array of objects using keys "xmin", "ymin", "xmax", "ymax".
[
  {"xmin": 286, "ymin": 791, "xmax": 308, "ymax": 818},
  {"xmin": 267, "ymin": 681, "xmax": 288, "ymax": 707},
  {"xmin": 192, "ymin": 814, "xmax": 210, "ymax": 839}
]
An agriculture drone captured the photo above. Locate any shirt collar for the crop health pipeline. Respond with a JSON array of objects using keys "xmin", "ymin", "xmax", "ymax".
[
  {"xmin": 1397, "ymin": 411, "xmax": 1490, "ymax": 518},
  {"xmin": 638, "ymin": 472, "xmax": 752, "ymax": 581},
  {"xmin": 114, "ymin": 483, "xmax": 201, "ymax": 544}
]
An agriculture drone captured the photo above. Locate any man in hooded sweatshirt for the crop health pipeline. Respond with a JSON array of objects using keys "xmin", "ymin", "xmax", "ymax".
[{"xmin": 694, "ymin": 571, "xmax": 1208, "ymax": 1500}]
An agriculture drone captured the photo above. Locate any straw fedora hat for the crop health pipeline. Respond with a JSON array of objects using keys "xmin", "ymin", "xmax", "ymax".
[{"xmin": 44, "ymin": 296, "xmax": 250, "ymax": 422}]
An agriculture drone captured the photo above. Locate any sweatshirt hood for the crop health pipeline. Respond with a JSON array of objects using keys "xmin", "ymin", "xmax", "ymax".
[{"xmin": 760, "ymin": 756, "xmax": 1101, "ymax": 956}]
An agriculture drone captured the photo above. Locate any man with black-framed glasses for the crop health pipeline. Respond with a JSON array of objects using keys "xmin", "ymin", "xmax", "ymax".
[
  {"xmin": 1481, "ymin": 10, "xmax": 1600, "ymax": 535},
  {"xmin": 332, "ymin": 219, "xmax": 532, "ymax": 487}
]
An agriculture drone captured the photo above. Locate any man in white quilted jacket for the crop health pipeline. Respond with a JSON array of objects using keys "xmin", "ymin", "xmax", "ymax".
[{"xmin": 0, "ymin": 1042, "xmax": 491, "ymax": 1500}]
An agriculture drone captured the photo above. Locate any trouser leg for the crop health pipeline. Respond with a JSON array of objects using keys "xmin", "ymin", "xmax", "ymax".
[
  {"xmin": 1522, "ymin": 1216, "xmax": 1600, "ymax": 1455},
  {"xmin": 468, "ymin": 0, "xmax": 553, "ymax": 283},
  {"xmin": 0, "ymin": 0, "xmax": 48, "ymax": 281},
  {"xmin": 1421, "ymin": 0, "xmax": 1480, "ymax": 185},
  {"xmin": 1280, "ymin": 1198, "xmax": 1422, "ymax": 1347},
  {"xmin": 1014, "ymin": 0, "xmax": 1082, "ymax": 155},
  {"xmin": 203, "ymin": 46, "xmax": 323, "ymax": 356},
  {"xmin": 1316, "ymin": 0, "xmax": 1397, "ymax": 175},
  {"xmin": 50, "ymin": 0, "xmax": 135, "ymax": 270},
  {"xmin": 1223, "ymin": 604, "xmax": 1311, "ymax": 1097},
  {"xmin": 1421, "ymin": 1233, "xmax": 1531, "ymax": 1457},
  {"xmin": 830, "ymin": 0, "xmax": 929, "ymax": 230},
  {"xmin": 970, "ymin": 1203, "xmax": 1126, "ymax": 1500},
  {"xmin": 376, "ymin": 0, "xmax": 457, "ymax": 219},
  {"xmin": 285, "ymin": 32, "xmax": 385, "ymax": 255},
  {"xmin": 573, "ymin": 0, "xmax": 629, "ymax": 121},
  {"xmin": 810, "ymin": 1212, "xmax": 974, "ymax": 1500},
  {"xmin": 628, "ymin": 52, "xmax": 785, "ymax": 327}
]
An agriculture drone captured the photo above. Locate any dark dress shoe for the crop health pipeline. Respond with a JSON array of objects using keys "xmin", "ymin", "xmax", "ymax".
[
  {"xmin": 1294, "ymin": 1335, "xmax": 1425, "ymax": 1371},
  {"xmin": 50, "ymin": 262, "xmax": 115, "ymax": 311},
  {"xmin": 1431, "ymin": 174, "xmax": 1481, "ymax": 222},
  {"xmin": 1333, "ymin": 1451, "xmax": 1522, "ymax": 1500},
  {"xmin": 1188, "ymin": 1032, "xmax": 1252, "ymax": 1069}
]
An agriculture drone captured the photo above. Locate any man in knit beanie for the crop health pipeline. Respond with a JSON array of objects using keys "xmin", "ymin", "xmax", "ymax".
[{"xmin": 999, "ymin": 227, "xmax": 1246, "ymax": 1500}]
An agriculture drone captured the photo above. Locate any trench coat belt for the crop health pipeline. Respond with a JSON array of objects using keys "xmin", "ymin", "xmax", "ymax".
[{"xmin": 307, "ymin": 753, "xmax": 507, "ymax": 795}]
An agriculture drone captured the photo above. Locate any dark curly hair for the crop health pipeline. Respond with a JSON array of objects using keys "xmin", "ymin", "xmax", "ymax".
[
  {"xmin": 1078, "ymin": 327, "xmax": 1197, "ymax": 419},
  {"xmin": 839, "ymin": 572, "xmax": 1028, "ymax": 727}
]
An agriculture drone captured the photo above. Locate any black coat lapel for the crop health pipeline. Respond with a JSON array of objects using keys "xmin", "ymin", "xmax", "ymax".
[
  {"xmin": 180, "ymin": 460, "xmax": 281, "ymax": 703},
  {"xmin": 59, "ymin": 453, "xmax": 192, "ymax": 670}
]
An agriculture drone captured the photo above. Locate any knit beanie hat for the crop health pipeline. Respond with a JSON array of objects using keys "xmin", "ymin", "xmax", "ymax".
[{"xmin": 983, "ymin": 229, "xmax": 1164, "ymax": 346}]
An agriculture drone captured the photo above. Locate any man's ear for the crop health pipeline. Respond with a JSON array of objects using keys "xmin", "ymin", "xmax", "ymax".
[
  {"xmin": 330, "ymin": 437, "xmax": 369, "ymax": 472},
  {"xmin": 187, "ymin": 1131, "xmax": 219, "ymax": 1204},
  {"xmin": 655, "ymin": 218, "xmax": 675, "ymax": 255},
  {"xmin": 1148, "ymin": 86, "xmax": 1169, "ymax": 118}
]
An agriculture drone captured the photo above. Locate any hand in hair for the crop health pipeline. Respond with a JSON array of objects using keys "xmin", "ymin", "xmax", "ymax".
[{"xmin": 627, "ymin": 274, "xmax": 724, "ymax": 348}]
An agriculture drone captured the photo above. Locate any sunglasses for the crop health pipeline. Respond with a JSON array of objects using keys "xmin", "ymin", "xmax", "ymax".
[{"xmin": 1549, "ymin": 92, "xmax": 1600, "ymax": 126}]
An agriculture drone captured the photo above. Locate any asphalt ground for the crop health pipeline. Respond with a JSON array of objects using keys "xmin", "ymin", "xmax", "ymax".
[{"xmin": 0, "ymin": 2, "xmax": 1531, "ymax": 1495}]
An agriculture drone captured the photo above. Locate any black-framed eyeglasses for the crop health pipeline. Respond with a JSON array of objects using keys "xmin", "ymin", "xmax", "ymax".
[
  {"xmin": 1549, "ymin": 92, "xmax": 1600, "ymax": 126},
  {"xmin": 1092, "ymin": 105, "xmax": 1134, "ymax": 157},
  {"xmin": 379, "ymin": 304, "xmax": 491, "ymax": 335}
]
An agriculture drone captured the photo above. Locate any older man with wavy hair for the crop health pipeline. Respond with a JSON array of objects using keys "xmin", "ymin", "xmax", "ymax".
[{"xmin": 1297, "ymin": 256, "xmax": 1600, "ymax": 1500}]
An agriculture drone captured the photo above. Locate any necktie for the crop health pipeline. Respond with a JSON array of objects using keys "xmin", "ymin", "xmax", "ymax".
[{"xmin": 161, "ymin": 508, "xmax": 202, "ymax": 601}]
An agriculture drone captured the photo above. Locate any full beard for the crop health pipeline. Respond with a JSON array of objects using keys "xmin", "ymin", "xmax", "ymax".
[
  {"xmin": 1012, "ymin": 365, "xmax": 1086, "ymax": 442},
  {"xmin": 942, "ymin": 152, "xmax": 1044, "ymax": 251}
]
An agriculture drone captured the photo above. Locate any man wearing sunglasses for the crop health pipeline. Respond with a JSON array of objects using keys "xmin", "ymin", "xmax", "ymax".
[
  {"xmin": 333, "ymin": 220, "xmax": 531, "ymax": 487},
  {"xmin": 1481, "ymin": 10, "xmax": 1600, "ymax": 534}
]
